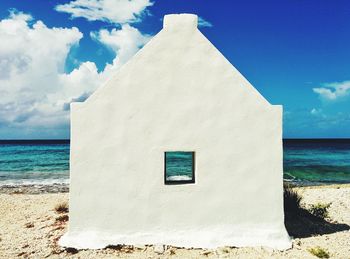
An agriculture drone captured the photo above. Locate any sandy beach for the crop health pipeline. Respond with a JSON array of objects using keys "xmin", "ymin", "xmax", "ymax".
[{"xmin": 0, "ymin": 184, "xmax": 349, "ymax": 258}]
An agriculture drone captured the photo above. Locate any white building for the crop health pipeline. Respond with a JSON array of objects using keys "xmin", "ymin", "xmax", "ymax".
[{"xmin": 60, "ymin": 13, "xmax": 291, "ymax": 250}]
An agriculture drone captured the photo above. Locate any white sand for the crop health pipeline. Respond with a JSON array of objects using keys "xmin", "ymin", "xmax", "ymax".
[{"xmin": 0, "ymin": 185, "xmax": 349, "ymax": 258}]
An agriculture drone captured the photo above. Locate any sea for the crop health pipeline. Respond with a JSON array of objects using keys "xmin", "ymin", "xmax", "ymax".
[{"xmin": 0, "ymin": 139, "xmax": 349, "ymax": 186}]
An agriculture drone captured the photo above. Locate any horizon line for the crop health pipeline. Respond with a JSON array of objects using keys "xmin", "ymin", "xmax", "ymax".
[{"xmin": 1, "ymin": 138, "xmax": 350, "ymax": 141}]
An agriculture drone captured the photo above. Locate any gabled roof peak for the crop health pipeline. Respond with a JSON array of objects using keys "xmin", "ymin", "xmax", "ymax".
[{"xmin": 163, "ymin": 14, "xmax": 198, "ymax": 30}]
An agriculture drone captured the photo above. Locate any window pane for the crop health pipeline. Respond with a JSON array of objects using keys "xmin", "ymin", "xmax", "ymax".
[{"xmin": 165, "ymin": 151, "xmax": 194, "ymax": 184}]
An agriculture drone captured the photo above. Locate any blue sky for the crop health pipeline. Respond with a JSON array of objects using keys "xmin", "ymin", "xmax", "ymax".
[{"xmin": 0, "ymin": 0, "xmax": 349, "ymax": 139}]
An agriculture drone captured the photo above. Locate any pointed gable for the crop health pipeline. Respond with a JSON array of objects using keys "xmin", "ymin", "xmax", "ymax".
[{"xmin": 79, "ymin": 14, "xmax": 274, "ymax": 111}]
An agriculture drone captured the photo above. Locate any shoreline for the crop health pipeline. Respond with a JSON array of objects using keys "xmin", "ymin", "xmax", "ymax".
[
  {"xmin": 1, "ymin": 181, "xmax": 350, "ymax": 195},
  {"xmin": 0, "ymin": 183, "xmax": 69, "ymax": 194}
]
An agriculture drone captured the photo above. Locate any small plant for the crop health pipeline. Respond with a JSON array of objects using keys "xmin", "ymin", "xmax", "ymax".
[
  {"xmin": 56, "ymin": 215, "xmax": 69, "ymax": 222},
  {"xmin": 308, "ymin": 246, "xmax": 330, "ymax": 258},
  {"xmin": 55, "ymin": 202, "xmax": 69, "ymax": 213},
  {"xmin": 65, "ymin": 247, "xmax": 78, "ymax": 254},
  {"xmin": 25, "ymin": 222, "xmax": 34, "ymax": 228},
  {"xmin": 11, "ymin": 190, "xmax": 24, "ymax": 194},
  {"xmin": 106, "ymin": 245, "xmax": 123, "ymax": 250},
  {"xmin": 309, "ymin": 203, "xmax": 331, "ymax": 219},
  {"xmin": 284, "ymin": 183, "xmax": 302, "ymax": 215},
  {"xmin": 220, "ymin": 247, "xmax": 230, "ymax": 253}
]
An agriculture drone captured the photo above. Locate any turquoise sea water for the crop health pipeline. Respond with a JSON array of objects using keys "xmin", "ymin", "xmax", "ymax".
[
  {"xmin": 0, "ymin": 139, "xmax": 349, "ymax": 185},
  {"xmin": 283, "ymin": 139, "xmax": 350, "ymax": 184},
  {"xmin": 165, "ymin": 152, "xmax": 194, "ymax": 182},
  {"xmin": 0, "ymin": 140, "xmax": 69, "ymax": 185}
]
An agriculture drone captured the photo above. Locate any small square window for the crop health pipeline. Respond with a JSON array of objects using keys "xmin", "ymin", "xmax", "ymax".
[{"xmin": 164, "ymin": 151, "xmax": 195, "ymax": 184}]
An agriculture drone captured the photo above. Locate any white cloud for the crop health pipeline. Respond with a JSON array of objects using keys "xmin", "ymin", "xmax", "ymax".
[
  {"xmin": 0, "ymin": 11, "xmax": 83, "ymax": 133},
  {"xmin": 198, "ymin": 16, "xmax": 213, "ymax": 28},
  {"xmin": 0, "ymin": 11, "xmax": 151, "ymax": 138},
  {"xmin": 91, "ymin": 24, "xmax": 151, "ymax": 69},
  {"xmin": 310, "ymin": 108, "xmax": 324, "ymax": 116},
  {"xmin": 313, "ymin": 80, "xmax": 350, "ymax": 101},
  {"xmin": 55, "ymin": 0, "xmax": 153, "ymax": 24}
]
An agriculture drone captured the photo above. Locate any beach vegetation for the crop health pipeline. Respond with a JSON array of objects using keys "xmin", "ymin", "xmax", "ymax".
[
  {"xmin": 309, "ymin": 203, "xmax": 331, "ymax": 219},
  {"xmin": 65, "ymin": 247, "xmax": 78, "ymax": 254},
  {"xmin": 285, "ymin": 186, "xmax": 350, "ymax": 238},
  {"xmin": 56, "ymin": 214, "xmax": 69, "ymax": 222},
  {"xmin": 17, "ymin": 252, "xmax": 27, "ymax": 257},
  {"xmin": 11, "ymin": 189, "xmax": 24, "ymax": 194},
  {"xmin": 55, "ymin": 202, "xmax": 69, "ymax": 213},
  {"xmin": 25, "ymin": 222, "xmax": 34, "ymax": 228},
  {"xmin": 308, "ymin": 246, "xmax": 330, "ymax": 258},
  {"xmin": 106, "ymin": 244, "xmax": 124, "ymax": 250},
  {"xmin": 284, "ymin": 183, "xmax": 302, "ymax": 215}
]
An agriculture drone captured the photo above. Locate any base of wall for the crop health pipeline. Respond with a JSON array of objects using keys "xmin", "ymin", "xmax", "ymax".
[{"xmin": 59, "ymin": 227, "xmax": 292, "ymax": 250}]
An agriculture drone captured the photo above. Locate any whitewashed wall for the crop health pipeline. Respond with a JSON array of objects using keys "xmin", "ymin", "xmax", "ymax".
[{"xmin": 60, "ymin": 14, "xmax": 291, "ymax": 250}]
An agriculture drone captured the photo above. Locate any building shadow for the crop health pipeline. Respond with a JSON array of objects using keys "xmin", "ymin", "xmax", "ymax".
[{"xmin": 284, "ymin": 188, "xmax": 350, "ymax": 238}]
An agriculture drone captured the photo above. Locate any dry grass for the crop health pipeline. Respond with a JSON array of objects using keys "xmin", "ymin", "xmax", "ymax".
[
  {"xmin": 284, "ymin": 183, "xmax": 302, "ymax": 215},
  {"xmin": 55, "ymin": 214, "xmax": 68, "ymax": 223},
  {"xmin": 284, "ymin": 183, "xmax": 350, "ymax": 238},
  {"xmin": 24, "ymin": 222, "xmax": 34, "ymax": 228},
  {"xmin": 11, "ymin": 190, "xmax": 24, "ymax": 195},
  {"xmin": 54, "ymin": 202, "xmax": 69, "ymax": 214}
]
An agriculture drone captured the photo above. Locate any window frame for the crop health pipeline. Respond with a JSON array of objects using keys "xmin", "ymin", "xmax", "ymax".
[{"xmin": 164, "ymin": 151, "xmax": 195, "ymax": 185}]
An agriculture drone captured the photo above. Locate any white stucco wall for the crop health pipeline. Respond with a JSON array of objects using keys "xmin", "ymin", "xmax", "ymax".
[{"xmin": 59, "ymin": 14, "xmax": 291, "ymax": 250}]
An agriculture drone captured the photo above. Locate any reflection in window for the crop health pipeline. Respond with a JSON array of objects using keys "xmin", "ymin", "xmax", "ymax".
[{"xmin": 165, "ymin": 151, "xmax": 195, "ymax": 184}]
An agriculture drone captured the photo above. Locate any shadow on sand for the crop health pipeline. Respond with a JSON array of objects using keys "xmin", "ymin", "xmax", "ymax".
[
  {"xmin": 284, "ymin": 184, "xmax": 350, "ymax": 238},
  {"xmin": 285, "ymin": 207, "xmax": 350, "ymax": 238}
]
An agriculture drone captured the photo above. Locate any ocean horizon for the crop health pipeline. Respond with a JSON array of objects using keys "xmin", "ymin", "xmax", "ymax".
[{"xmin": 0, "ymin": 139, "xmax": 350, "ymax": 186}]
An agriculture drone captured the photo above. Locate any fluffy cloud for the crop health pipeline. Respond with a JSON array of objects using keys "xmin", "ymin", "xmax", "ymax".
[
  {"xmin": 0, "ymin": 10, "xmax": 151, "ymax": 138},
  {"xmin": 313, "ymin": 80, "xmax": 350, "ymax": 101},
  {"xmin": 91, "ymin": 24, "xmax": 150, "ymax": 69},
  {"xmin": 55, "ymin": 0, "xmax": 153, "ymax": 24},
  {"xmin": 0, "ymin": 11, "xmax": 83, "ymax": 135},
  {"xmin": 198, "ymin": 17, "xmax": 213, "ymax": 28}
]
